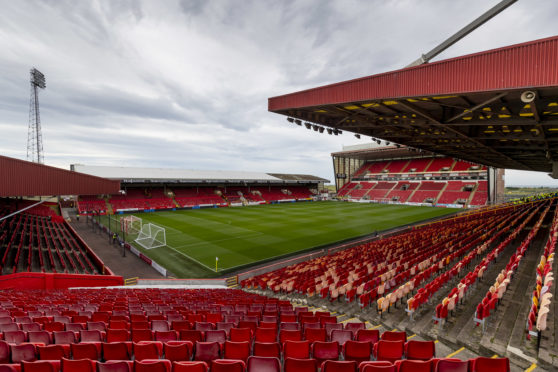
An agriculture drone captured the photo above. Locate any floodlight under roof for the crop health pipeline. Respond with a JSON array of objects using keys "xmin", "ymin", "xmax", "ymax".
[{"xmin": 287, "ymin": 117, "xmax": 294, "ymax": 123}]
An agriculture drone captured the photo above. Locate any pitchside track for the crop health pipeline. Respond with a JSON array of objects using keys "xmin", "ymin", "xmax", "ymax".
[{"xmin": 104, "ymin": 202, "xmax": 459, "ymax": 278}]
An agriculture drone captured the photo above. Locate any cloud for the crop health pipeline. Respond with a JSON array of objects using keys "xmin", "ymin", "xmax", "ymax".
[{"xmin": 0, "ymin": 0, "xmax": 557, "ymax": 186}]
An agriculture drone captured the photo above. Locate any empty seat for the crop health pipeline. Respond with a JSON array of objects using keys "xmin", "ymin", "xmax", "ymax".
[
  {"xmin": 435, "ymin": 359, "xmax": 468, "ymax": 372},
  {"xmin": 211, "ymin": 359, "xmax": 246, "ymax": 372},
  {"xmin": 356, "ymin": 329, "xmax": 379, "ymax": 344},
  {"xmin": 194, "ymin": 341, "xmax": 221, "ymax": 363},
  {"xmin": 97, "ymin": 361, "xmax": 133, "ymax": 372},
  {"xmin": 253, "ymin": 342, "xmax": 280, "ymax": 358},
  {"xmin": 321, "ymin": 360, "xmax": 358, "ymax": 372},
  {"xmin": 11, "ymin": 343, "xmax": 37, "ymax": 363},
  {"xmin": 396, "ymin": 360, "xmax": 434, "ymax": 372},
  {"xmin": 164, "ymin": 341, "xmax": 193, "ymax": 362},
  {"xmin": 344, "ymin": 323, "xmax": 365, "ymax": 337},
  {"xmin": 255, "ymin": 328, "xmax": 276, "ymax": 343},
  {"xmin": 312, "ymin": 341, "xmax": 340, "ymax": 365},
  {"xmin": 194, "ymin": 322, "xmax": 214, "ymax": 332},
  {"xmin": 343, "ymin": 341, "xmax": 372, "ymax": 364},
  {"xmin": 21, "ymin": 360, "xmax": 59, "ymax": 372},
  {"xmin": 331, "ymin": 330, "xmax": 353, "ymax": 346},
  {"xmin": 102, "ymin": 342, "xmax": 131, "ymax": 360},
  {"xmin": 70, "ymin": 343, "xmax": 99, "ymax": 360},
  {"xmin": 0, "ymin": 340, "xmax": 10, "ymax": 363},
  {"xmin": 106, "ymin": 329, "xmax": 130, "ymax": 342},
  {"xmin": 80, "ymin": 330, "xmax": 104, "ymax": 343},
  {"xmin": 4, "ymin": 330, "xmax": 26, "ymax": 344},
  {"xmin": 246, "ymin": 356, "xmax": 281, "ymax": 372},
  {"xmin": 204, "ymin": 330, "xmax": 226, "ymax": 345},
  {"xmin": 283, "ymin": 340, "xmax": 311, "ymax": 359},
  {"xmin": 53, "ymin": 331, "xmax": 77, "ymax": 345},
  {"xmin": 304, "ymin": 328, "xmax": 326, "ymax": 343},
  {"xmin": 380, "ymin": 331, "xmax": 406, "ymax": 342},
  {"xmin": 359, "ymin": 361, "xmax": 395, "ymax": 372},
  {"xmin": 279, "ymin": 330, "xmax": 302, "ymax": 343},
  {"xmin": 132, "ymin": 329, "xmax": 153, "ymax": 343},
  {"xmin": 133, "ymin": 341, "xmax": 162, "ymax": 361},
  {"xmin": 37, "ymin": 344, "xmax": 67, "ymax": 360},
  {"xmin": 179, "ymin": 330, "xmax": 203, "ymax": 343},
  {"xmin": 172, "ymin": 361, "xmax": 208, "ymax": 372},
  {"xmin": 284, "ymin": 357, "xmax": 318, "ymax": 372},
  {"xmin": 230, "ymin": 328, "xmax": 252, "ymax": 343},
  {"xmin": 134, "ymin": 359, "xmax": 172, "ymax": 372},
  {"xmin": 373, "ymin": 341, "xmax": 404, "ymax": 363},
  {"xmin": 404, "ymin": 340, "xmax": 435, "ymax": 361},
  {"xmin": 28, "ymin": 331, "xmax": 52, "ymax": 345},
  {"xmin": 469, "ymin": 357, "xmax": 510, "ymax": 372},
  {"xmin": 61, "ymin": 357, "xmax": 96, "ymax": 372},
  {"xmin": 224, "ymin": 341, "xmax": 250, "ymax": 362},
  {"xmin": 154, "ymin": 331, "xmax": 178, "ymax": 342}
]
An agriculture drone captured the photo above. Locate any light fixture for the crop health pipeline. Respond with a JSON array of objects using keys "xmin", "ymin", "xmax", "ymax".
[
  {"xmin": 376, "ymin": 139, "xmax": 381, "ymax": 144},
  {"xmin": 312, "ymin": 125, "xmax": 319, "ymax": 131},
  {"xmin": 294, "ymin": 119, "xmax": 302, "ymax": 125},
  {"xmin": 334, "ymin": 130, "xmax": 339, "ymax": 136},
  {"xmin": 305, "ymin": 123, "xmax": 312, "ymax": 129},
  {"xmin": 318, "ymin": 127, "xmax": 324, "ymax": 133},
  {"xmin": 287, "ymin": 117, "xmax": 294, "ymax": 123},
  {"xmin": 386, "ymin": 141, "xmax": 390, "ymax": 146},
  {"xmin": 327, "ymin": 128, "xmax": 333, "ymax": 135},
  {"xmin": 354, "ymin": 134, "xmax": 361, "ymax": 139}
]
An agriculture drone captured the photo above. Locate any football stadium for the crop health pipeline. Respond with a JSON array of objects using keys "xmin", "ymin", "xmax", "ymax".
[{"xmin": 0, "ymin": 1, "xmax": 557, "ymax": 372}]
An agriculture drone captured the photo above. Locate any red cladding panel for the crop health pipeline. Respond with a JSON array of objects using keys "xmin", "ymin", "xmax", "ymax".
[
  {"xmin": 269, "ymin": 36, "xmax": 558, "ymax": 111},
  {"xmin": 0, "ymin": 156, "xmax": 120, "ymax": 197}
]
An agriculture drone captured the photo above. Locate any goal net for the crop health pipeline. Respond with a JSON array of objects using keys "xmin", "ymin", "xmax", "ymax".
[
  {"xmin": 120, "ymin": 215, "xmax": 142, "ymax": 234},
  {"xmin": 135, "ymin": 223, "xmax": 166, "ymax": 250}
]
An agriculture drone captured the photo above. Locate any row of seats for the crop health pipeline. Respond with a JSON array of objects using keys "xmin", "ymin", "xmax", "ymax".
[
  {"xmin": 0, "ymin": 355, "xmax": 512, "ymax": 372},
  {"xmin": 405, "ymin": 205, "xmax": 528, "ymax": 320},
  {"xmin": 352, "ymin": 157, "xmax": 486, "ymax": 178},
  {"xmin": 475, "ymin": 203, "xmax": 550, "ymax": 331},
  {"xmin": 78, "ymin": 186, "xmax": 314, "ymax": 213},
  {"xmin": 526, "ymin": 204, "xmax": 555, "ymax": 340},
  {"xmin": 0, "ymin": 337, "xmax": 511, "ymax": 371}
]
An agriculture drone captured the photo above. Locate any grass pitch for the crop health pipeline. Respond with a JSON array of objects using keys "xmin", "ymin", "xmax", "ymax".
[{"xmin": 105, "ymin": 202, "xmax": 459, "ymax": 278}]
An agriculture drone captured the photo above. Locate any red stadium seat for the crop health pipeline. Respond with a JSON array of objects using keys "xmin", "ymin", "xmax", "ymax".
[
  {"xmin": 255, "ymin": 328, "xmax": 276, "ymax": 343},
  {"xmin": 435, "ymin": 359, "xmax": 468, "ymax": 372},
  {"xmin": 246, "ymin": 356, "xmax": 281, "ymax": 372},
  {"xmin": 133, "ymin": 341, "xmax": 162, "ymax": 361},
  {"xmin": 253, "ymin": 342, "xmax": 280, "ymax": 358},
  {"xmin": 210, "ymin": 359, "xmax": 245, "ymax": 372},
  {"xmin": 171, "ymin": 361, "xmax": 208, "ymax": 372},
  {"xmin": 11, "ymin": 343, "xmax": 37, "ymax": 363},
  {"xmin": 134, "ymin": 359, "xmax": 171, "ymax": 372},
  {"xmin": 4, "ymin": 331, "xmax": 26, "ymax": 345},
  {"xmin": 312, "ymin": 341, "xmax": 340, "ymax": 365},
  {"xmin": 193, "ymin": 341, "xmax": 220, "ymax": 363},
  {"xmin": 21, "ymin": 360, "xmax": 59, "ymax": 372},
  {"xmin": 164, "ymin": 341, "xmax": 193, "ymax": 362},
  {"xmin": 356, "ymin": 329, "xmax": 379, "ymax": 344},
  {"xmin": 342, "ymin": 341, "xmax": 372, "ymax": 364},
  {"xmin": 373, "ymin": 341, "xmax": 404, "ymax": 363},
  {"xmin": 380, "ymin": 331, "xmax": 406, "ymax": 342},
  {"xmin": 331, "ymin": 330, "xmax": 353, "ymax": 346},
  {"xmin": 284, "ymin": 357, "xmax": 318, "ymax": 372},
  {"xmin": 283, "ymin": 340, "xmax": 311, "ymax": 359},
  {"xmin": 37, "ymin": 345, "xmax": 67, "ymax": 360},
  {"xmin": 304, "ymin": 328, "xmax": 326, "ymax": 343},
  {"xmin": 358, "ymin": 361, "xmax": 395, "ymax": 372},
  {"xmin": 279, "ymin": 330, "xmax": 302, "ymax": 343},
  {"xmin": 469, "ymin": 357, "xmax": 510, "ymax": 372},
  {"xmin": 204, "ymin": 330, "xmax": 226, "ymax": 345},
  {"xmin": 131, "ymin": 330, "xmax": 153, "ymax": 343},
  {"xmin": 404, "ymin": 340, "xmax": 435, "ymax": 360},
  {"xmin": 179, "ymin": 330, "xmax": 203, "ymax": 343},
  {"xmin": 344, "ymin": 323, "xmax": 365, "ymax": 337},
  {"xmin": 224, "ymin": 341, "xmax": 250, "ymax": 362},
  {"xmin": 0, "ymin": 340, "xmax": 10, "ymax": 363},
  {"xmin": 394, "ymin": 360, "xmax": 433, "ymax": 372},
  {"xmin": 70, "ymin": 343, "xmax": 99, "ymax": 360},
  {"xmin": 60, "ymin": 357, "xmax": 96, "ymax": 372},
  {"xmin": 28, "ymin": 331, "xmax": 52, "ymax": 345},
  {"xmin": 321, "ymin": 360, "xmax": 358, "ymax": 372},
  {"xmin": 97, "ymin": 361, "xmax": 132, "ymax": 372},
  {"xmin": 102, "ymin": 342, "xmax": 131, "ymax": 360},
  {"xmin": 230, "ymin": 328, "xmax": 252, "ymax": 343}
]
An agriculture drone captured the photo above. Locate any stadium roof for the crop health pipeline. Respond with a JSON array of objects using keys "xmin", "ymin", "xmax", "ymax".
[
  {"xmin": 0, "ymin": 156, "xmax": 120, "ymax": 197},
  {"xmin": 269, "ymin": 36, "xmax": 558, "ymax": 176},
  {"xmin": 331, "ymin": 145, "xmax": 438, "ymax": 162},
  {"xmin": 71, "ymin": 165, "xmax": 328, "ymax": 184}
]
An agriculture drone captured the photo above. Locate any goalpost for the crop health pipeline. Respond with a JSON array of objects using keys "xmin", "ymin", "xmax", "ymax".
[
  {"xmin": 135, "ymin": 223, "xmax": 167, "ymax": 249},
  {"xmin": 120, "ymin": 215, "xmax": 142, "ymax": 235}
]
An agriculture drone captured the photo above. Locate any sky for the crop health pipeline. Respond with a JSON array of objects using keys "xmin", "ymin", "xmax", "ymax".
[{"xmin": 1, "ymin": 0, "xmax": 558, "ymax": 187}]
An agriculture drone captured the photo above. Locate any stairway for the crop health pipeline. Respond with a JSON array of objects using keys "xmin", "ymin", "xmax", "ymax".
[{"xmin": 104, "ymin": 197, "xmax": 113, "ymax": 215}]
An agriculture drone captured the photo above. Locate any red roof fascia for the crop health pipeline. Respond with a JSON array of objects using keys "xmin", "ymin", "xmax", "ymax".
[
  {"xmin": 268, "ymin": 36, "xmax": 558, "ymax": 111},
  {"xmin": 0, "ymin": 155, "xmax": 120, "ymax": 197}
]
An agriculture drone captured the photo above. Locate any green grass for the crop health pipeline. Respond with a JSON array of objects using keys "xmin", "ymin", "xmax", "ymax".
[{"xmin": 102, "ymin": 202, "xmax": 459, "ymax": 278}]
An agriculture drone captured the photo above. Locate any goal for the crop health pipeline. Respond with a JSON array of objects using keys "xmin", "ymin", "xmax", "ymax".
[
  {"xmin": 135, "ymin": 223, "xmax": 166, "ymax": 250},
  {"xmin": 120, "ymin": 215, "xmax": 142, "ymax": 234}
]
